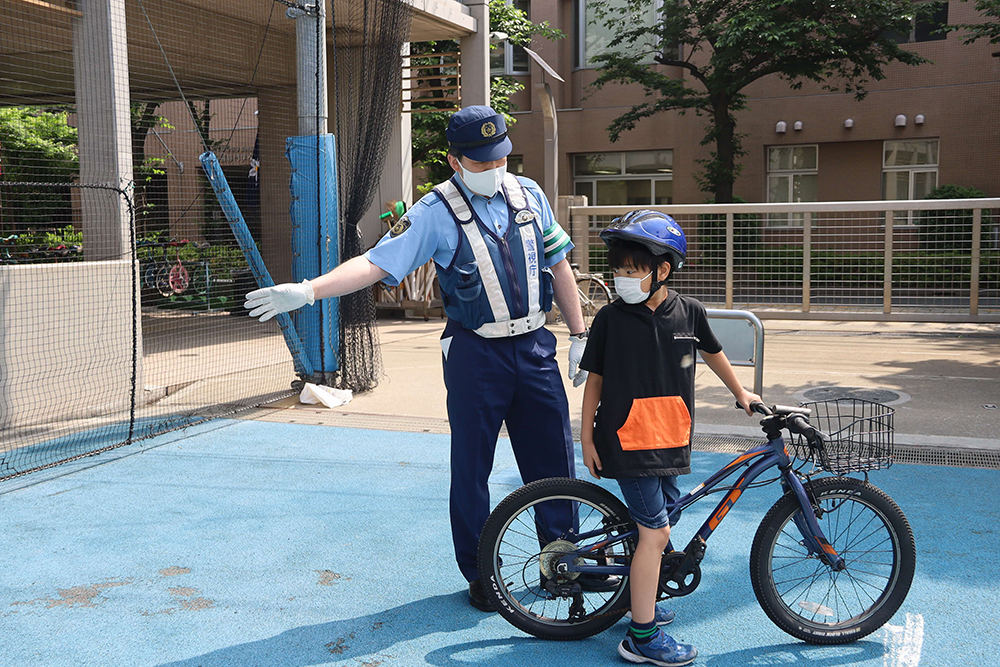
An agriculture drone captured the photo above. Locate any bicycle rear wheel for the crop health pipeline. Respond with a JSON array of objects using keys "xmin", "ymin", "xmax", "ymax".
[
  {"xmin": 577, "ymin": 277, "xmax": 611, "ymax": 327},
  {"xmin": 750, "ymin": 476, "xmax": 915, "ymax": 644},
  {"xmin": 477, "ymin": 477, "xmax": 634, "ymax": 640}
]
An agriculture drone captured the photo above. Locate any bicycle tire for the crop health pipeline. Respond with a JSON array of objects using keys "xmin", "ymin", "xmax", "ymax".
[
  {"xmin": 749, "ymin": 476, "xmax": 915, "ymax": 644},
  {"xmin": 576, "ymin": 276, "xmax": 611, "ymax": 326},
  {"xmin": 477, "ymin": 477, "xmax": 634, "ymax": 640},
  {"xmin": 156, "ymin": 266, "xmax": 173, "ymax": 298},
  {"xmin": 169, "ymin": 263, "xmax": 190, "ymax": 294}
]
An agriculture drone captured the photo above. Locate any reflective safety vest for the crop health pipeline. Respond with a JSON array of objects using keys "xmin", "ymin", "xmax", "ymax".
[{"xmin": 433, "ymin": 173, "xmax": 553, "ymax": 336}]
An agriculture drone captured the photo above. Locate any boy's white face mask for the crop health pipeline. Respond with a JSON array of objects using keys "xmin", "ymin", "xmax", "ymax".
[
  {"xmin": 459, "ymin": 163, "xmax": 506, "ymax": 198},
  {"xmin": 614, "ymin": 271, "xmax": 652, "ymax": 304}
]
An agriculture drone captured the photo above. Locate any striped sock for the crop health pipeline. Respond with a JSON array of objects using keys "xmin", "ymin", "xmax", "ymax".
[{"xmin": 627, "ymin": 619, "xmax": 658, "ymax": 645}]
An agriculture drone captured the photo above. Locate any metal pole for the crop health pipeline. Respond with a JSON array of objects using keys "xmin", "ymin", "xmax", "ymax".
[
  {"xmin": 884, "ymin": 210, "xmax": 894, "ymax": 314},
  {"xmin": 725, "ymin": 212, "xmax": 734, "ymax": 309},
  {"xmin": 971, "ymin": 208, "xmax": 982, "ymax": 316},
  {"xmin": 287, "ymin": 3, "xmax": 328, "ymax": 136},
  {"xmin": 802, "ymin": 211, "xmax": 811, "ymax": 313}
]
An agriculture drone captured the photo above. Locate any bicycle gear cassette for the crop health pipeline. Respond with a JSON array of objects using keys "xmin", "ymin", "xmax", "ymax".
[{"xmin": 539, "ymin": 539, "xmax": 583, "ymax": 580}]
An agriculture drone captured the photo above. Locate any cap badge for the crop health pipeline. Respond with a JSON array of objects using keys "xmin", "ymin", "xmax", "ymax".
[{"xmin": 481, "ymin": 121, "xmax": 497, "ymax": 138}]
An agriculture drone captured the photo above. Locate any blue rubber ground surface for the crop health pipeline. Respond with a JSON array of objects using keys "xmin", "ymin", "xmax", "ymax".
[{"xmin": 1, "ymin": 418, "xmax": 995, "ymax": 667}]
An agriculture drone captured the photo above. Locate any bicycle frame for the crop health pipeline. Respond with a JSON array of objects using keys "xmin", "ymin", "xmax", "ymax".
[{"xmin": 554, "ymin": 427, "xmax": 845, "ymax": 582}]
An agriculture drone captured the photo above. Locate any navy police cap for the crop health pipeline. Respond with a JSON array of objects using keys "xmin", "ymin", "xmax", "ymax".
[{"xmin": 446, "ymin": 105, "xmax": 513, "ymax": 163}]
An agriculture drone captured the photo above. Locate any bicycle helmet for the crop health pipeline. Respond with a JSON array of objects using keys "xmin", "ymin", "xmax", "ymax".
[{"xmin": 599, "ymin": 209, "xmax": 686, "ymax": 271}]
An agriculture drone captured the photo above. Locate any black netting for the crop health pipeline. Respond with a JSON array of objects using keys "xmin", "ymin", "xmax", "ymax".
[
  {"xmin": 330, "ymin": 0, "xmax": 412, "ymax": 392},
  {"xmin": 0, "ymin": 1, "xmax": 343, "ymax": 482}
]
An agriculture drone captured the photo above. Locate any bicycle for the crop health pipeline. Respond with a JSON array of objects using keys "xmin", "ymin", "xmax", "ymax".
[
  {"xmin": 477, "ymin": 398, "xmax": 915, "ymax": 644},
  {"xmin": 549, "ymin": 264, "xmax": 612, "ymax": 327}
]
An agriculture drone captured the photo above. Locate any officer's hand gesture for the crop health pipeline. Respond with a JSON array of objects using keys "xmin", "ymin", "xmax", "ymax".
[{"xmin": 244, "ymin": 280, "xmax": 315, "ymax": 322}]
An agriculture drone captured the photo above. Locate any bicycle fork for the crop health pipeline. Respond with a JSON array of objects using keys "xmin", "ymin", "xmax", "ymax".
[{"xmin": 781, "ymin": 470, "xmax": 846, "ymax": 572}]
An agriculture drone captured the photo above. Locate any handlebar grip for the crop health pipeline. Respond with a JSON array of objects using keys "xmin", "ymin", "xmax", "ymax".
[
  {"xmin": 788, "ymin": 415, "xmax": 817, "ymax": 440},
  {"xmin": 735, "ymin": 401, "xmax": 771, "ymax": 416}
]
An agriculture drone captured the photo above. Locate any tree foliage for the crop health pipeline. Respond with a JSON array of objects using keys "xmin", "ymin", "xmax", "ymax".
[
  {"xmin": 949, "ymin": 0, "xmax": 1000, "ymax": 46},
  {"xmin": 588, "ymin": 0, "xmax": 930, "ymax": 202},
  {"xmin": 410, "ymin": 0, "xmax": 563, "ymax": 195},
  {"xmin": 0, "ymin": 107, "xmax": 78, "ymax": 229}
]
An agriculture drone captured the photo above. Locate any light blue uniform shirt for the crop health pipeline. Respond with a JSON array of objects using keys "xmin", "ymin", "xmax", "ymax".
[{"xmin": 365, "ymin": 175, "xmax": 572, "ymax": 287}]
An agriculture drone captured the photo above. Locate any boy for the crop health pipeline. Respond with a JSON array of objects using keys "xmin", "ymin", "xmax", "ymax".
[{"xmin": 578, "ymin": 209, "xmax": 760, "ymax": 666}]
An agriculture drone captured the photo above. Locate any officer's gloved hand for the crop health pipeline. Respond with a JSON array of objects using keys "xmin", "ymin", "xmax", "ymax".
[
  {"xmin": 245, "ymin": 280, "xmax": 315, "ymax": 322},
  {"xmin": 567, "ymin": 331, "xmax": 589, "ymax": 388}
]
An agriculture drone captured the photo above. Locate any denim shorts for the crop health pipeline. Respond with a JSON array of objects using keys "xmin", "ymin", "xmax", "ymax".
[{"xmin": 616, "ymin": 475, "xmax": 682, "ymax": 530}]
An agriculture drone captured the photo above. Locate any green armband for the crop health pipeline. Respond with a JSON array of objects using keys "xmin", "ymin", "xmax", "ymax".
[{"xmin": 542, "ymin": 222, "xmax": 572, "ymax": 259}]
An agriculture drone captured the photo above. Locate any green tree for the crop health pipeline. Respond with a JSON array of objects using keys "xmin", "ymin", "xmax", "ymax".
[
  {"xmin": 587, "ymin": 0, "xmax": 930, "ymax": 203},
  {"xmin": 0, "ymin": 107, "xmax": 78, "ymax": 230},
  {"xmin": 410, "ymin": 0, "xmax": 563, "ymax": 195},
  {"xmin": 949, "ymin": 0, "xmax": 1000, "ymax": 46}
]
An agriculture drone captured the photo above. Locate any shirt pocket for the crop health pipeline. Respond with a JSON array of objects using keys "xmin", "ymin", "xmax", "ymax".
[{"xmin": 617, "ymin": 396, "xmax": 691, "ymax": 451}]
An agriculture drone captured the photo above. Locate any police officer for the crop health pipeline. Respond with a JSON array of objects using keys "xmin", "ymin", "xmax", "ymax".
[{"xmin": 245, "ymin": 105, "xmax": 603, "ymax": 610}]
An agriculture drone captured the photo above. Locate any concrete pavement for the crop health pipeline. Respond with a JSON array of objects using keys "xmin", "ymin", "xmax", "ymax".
[{"xmin": 257, "ymin": 315, "xmax": 1000, "ymax": 457}]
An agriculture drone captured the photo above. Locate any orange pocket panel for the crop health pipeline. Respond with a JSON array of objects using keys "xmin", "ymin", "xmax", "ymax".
[{"xmin": 617, "ymin": 396, "xmax": 691, "ymax": 451}]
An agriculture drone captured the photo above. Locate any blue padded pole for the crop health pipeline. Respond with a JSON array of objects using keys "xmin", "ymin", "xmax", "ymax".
[
  {"xmin": 286, "ymin": 134, "xmax": 339, "ymax": 374},
  {"xmin": 198, "ymin": 151, "xmax": 314, "ymax": 379}
]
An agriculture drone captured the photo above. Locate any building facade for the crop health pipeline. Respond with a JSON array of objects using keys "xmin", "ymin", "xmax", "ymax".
[{"xmin": 499, "ymin": 0, "xmax": 999, "ymax": 210}]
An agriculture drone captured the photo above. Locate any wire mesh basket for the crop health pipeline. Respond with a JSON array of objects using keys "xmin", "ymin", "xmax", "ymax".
[{"xmin": 790, "ymin": 399, "xmax": 895, "ymax": 473}]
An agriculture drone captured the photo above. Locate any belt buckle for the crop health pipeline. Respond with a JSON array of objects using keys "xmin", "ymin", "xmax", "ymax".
[{"xmin": 508, "ymin": 318, "xmax": 528, "ymax": 336}]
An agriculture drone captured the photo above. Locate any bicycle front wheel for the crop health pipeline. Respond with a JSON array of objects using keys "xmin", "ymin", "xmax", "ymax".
[
  {"xmin": 750, "ymin": 476, "xmax": 915, "ymax": 644},
  {"xmin": 477, "ymin": 477, "xmax": 634, "ymax": 640}
]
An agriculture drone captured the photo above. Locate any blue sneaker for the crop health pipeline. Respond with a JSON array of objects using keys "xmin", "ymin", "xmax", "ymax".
[
  {"xmin": 625, "ymin": 604, "xmax": 676, "ymax": 626},
  {"xmin": 618, "ymin": 629, "xmax": 697, "ymax": 666}
]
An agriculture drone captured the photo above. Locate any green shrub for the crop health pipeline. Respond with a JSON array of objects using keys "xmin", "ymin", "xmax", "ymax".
[{"xmin": 916, "ymin": 184, "xmax": 988, "ymax": 251}]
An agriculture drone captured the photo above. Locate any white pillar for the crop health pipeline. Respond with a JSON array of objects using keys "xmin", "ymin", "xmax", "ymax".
[
  {"xmin": 460, "ymin": 0, "xmax": 490, "ymax": 107},
  {"xmin": 72, "ymin": 0, "xmax": 133, "ymax": 260}
]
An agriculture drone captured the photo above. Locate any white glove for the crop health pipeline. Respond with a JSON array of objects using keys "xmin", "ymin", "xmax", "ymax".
[
  {"xmin": 567, "ymin": 333, "xmax": 589, "ymax": 388},
  {"xmin": 244, "ymin": 280, "xmax": 315, "ymax": 322}
]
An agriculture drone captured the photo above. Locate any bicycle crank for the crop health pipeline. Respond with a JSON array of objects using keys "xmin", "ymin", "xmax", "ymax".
[{"xmin": 658, "ymin": 551, "xmax": 702, "ymax": 598}]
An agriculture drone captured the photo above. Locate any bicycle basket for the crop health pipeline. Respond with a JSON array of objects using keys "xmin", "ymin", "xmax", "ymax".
[{"xmin": 790, "ymin": 398, "xmax": 894, "ymax": 474}]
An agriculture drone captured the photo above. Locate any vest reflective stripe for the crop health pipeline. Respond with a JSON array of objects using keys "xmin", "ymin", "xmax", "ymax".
[
  {"xmin": 502, "ymin": 172, "xmax": 527, "ymax": 210},
  {"xmin": 435, "ymin": 180, "xmax": 474, "ymax": 223},
  {"xmin": 518, "ymin": 219, "xmax": 541, "ymax": 316},
  {"xmin": 457, "ymin": 214, "xmax": 512, "ymax": 322}
]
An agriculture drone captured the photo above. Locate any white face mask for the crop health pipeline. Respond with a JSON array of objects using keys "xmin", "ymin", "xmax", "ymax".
[
  {"xmin": 614, "ymin": 271, "xmax": 653, "ymax": 304},
  {"xmin": 459, "ymin": 163, "xmax": 506, "ymax": 198}
]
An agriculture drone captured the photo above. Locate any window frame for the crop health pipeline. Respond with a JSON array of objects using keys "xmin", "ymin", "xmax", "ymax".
[
  {"xmin": 765, "ymin": 144, "xmax": 819, "ymax": 227},
  {"xmin": 881, "ymin": 138, "xmax": 940, "ymax": 225},
  {"xmin": 572, "ymin": 150, "xmax": 674, "ymax": 206},
  {"xmin": 573, "ymin": 0, "xmax": 673, "ymax": 70},
  {"xmin": 491, "ymin": 0, "xmax": 531, "ymax": 76}
]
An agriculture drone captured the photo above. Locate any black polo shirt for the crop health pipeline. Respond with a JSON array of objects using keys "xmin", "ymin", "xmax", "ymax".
[{"xmin": 579, "ymin": 292, "xmax": 722, "ymax": 479}]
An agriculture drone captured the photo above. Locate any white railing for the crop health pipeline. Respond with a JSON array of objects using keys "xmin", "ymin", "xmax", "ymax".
[{"xmin": 564, "ymin": 198, "xmax": 1000, "ymax": 322}]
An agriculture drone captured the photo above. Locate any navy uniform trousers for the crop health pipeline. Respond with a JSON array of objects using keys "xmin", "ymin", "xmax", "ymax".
[{"xmin": 441, "ymin": 318, "xmax": 576, "ymax": 582}]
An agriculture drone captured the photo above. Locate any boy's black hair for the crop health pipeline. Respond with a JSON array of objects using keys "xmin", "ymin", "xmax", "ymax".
[{"xmin": 607, "ymin": 238, "xmax": 674, "ymax": 280}]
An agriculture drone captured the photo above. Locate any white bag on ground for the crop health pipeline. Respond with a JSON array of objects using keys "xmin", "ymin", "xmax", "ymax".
[{"xmin": 299, "ymin": 382, "xmax": 353, "ymax": 408}]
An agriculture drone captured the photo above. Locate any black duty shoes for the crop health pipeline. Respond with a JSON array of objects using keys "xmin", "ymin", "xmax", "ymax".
[{"xmin": 468, "ymin": 579, "xmax": 496, "ymax": 612}]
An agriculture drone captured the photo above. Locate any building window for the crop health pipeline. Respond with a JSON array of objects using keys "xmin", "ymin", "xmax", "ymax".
[
  {"xmin": 507, "ymin": 154, "xmax": 524, "ymax": 176},
  {"xmin": 885, "ymin": 1, "xmax": 949, "ymax": 44},
  {"xmin": 882, "ymin": 139, "xmax": 939, "ymax": 201},
  {"xmin": 574, "ymin": 0, "xmax": 668, "ymax": 69},
  {"xmin": 572, "ymin": 151, "xmax": 673, "ymax": 205},
  {"xmin": 766, "ymin": 145, "xmax": 818, "ymax": 227},
  {"xmin": 491, "ymin": 0, "xmax": 530, "ymax": 76},
  {"xmin": 882, "ymin": 139, "xmax": 938, "ymax": 224}
]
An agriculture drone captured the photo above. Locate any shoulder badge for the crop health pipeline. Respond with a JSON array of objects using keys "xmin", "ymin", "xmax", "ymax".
[{"xmin": 389, "ymin": 216, "xmax": 411, "ymax": 238}]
